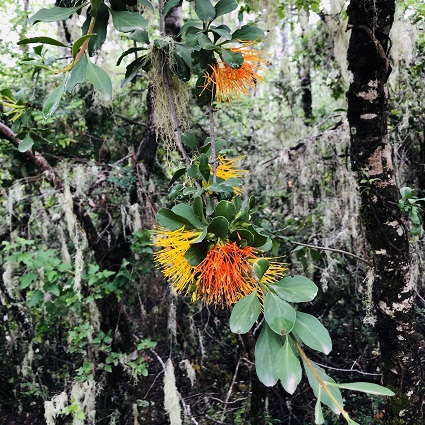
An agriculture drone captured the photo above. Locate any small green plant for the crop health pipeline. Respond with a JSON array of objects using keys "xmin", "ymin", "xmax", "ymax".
[
  {"xmin": 398, "ymin": 186, "xmax": 425, "ymax": 236},
  {"xmin": 359, "ymin": 171, "xmax": 381, "ymax": 194}
]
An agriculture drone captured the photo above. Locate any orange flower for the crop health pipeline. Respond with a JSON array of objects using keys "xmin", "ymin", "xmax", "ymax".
[
  {"xmin": 201, "ymin": 45, "xmax": 267, "ymax": 103},
  {"xmin": 193, "ymin": 242, "xmax": 287, "ymax": 307}
]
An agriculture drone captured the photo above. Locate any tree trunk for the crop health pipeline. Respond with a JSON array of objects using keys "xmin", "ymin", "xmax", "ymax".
[{"xmin": 346, "ymin": 1, "xmax": 423, "ymax": 423}]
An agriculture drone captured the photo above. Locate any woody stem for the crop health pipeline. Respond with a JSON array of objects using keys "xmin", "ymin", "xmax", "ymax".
[{"xmin": 208, "ymin": 104, "xmax": 217, "ymax": 183}]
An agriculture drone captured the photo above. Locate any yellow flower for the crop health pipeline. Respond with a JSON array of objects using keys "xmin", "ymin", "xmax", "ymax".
[
  {"xmin": 152, "ymin": 226, "xmax": 200, "ymax": 295},
  {"xmin": 201, "ymin": 44, "xmax": 267, "ymax": 103},
  {"xmin": 214, "ymin": 155, "xmax": 247, "ymax": 195}
]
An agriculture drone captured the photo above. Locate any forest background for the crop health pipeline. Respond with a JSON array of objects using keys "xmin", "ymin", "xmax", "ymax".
[{"xmin": 0, "ymin": 0, "xmax": 424, "ymax": 424}]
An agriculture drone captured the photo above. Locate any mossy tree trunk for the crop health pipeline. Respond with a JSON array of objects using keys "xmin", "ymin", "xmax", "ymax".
[{"xmin": 346, "ymin": 1, "xmax": 423, "ymax": 423}]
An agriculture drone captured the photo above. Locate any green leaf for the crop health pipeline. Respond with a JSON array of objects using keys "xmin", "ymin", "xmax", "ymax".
[
  {"xmin": 172, "ymin": 204, "xmax": 205, "ymax": 229},
  {"xmin": 271, "ymin": 275, "xmax": 318, "ymax": 303},
  {"xmin": 169, "ymin": 168, "xmax": 186, "ymax": 186},
  {"xmin": 163, "ymin": 0, "xmax": 180, "ymax": 16},
  {"xmin": 90, "ymin": 0, "xmax": 103, "ymax": 16},
  {"xmin": 247, "ymin": 225, "xmax": 268, "ymax": 248},
  {"xmin": 172, "ymin": 52, "xmax": 190, "ymax": 81},
  {"xmin": 29, "ymin": 290, "xmax": 44, "ymax": 307},
  {"xmin": 18, "ymin": 37, "xmax": 68, "ymax": 47},
  {"xmin": 20, "ymin": 273, "xmax": 38, "ymax": 289},
  {"xmin": 314, "ymin": 395, "xmax": 325, "ymax": 424},
  {"xmin": 222, "ymin": 48, "xmax": 243, "ymax": 69},
  {"xmin": 208, "ymin": 216, "xmax": 229, "ymax": 239},
  {"xmin": 72, "ymin": 34, "xmax": 96, "ymax": 59},
  {"xmin": 116, "ymin": 47, "xmax": 147, "ymax": 66},
  {"xmin": 231, "ymin": 24, "xmax": 264, "ymax": 42},
  {"xmin": 181, "ymin": 132, "xmax": 197, "ymax": 150},
  {"xmin": 229, "ymin": 290, "xmax": 261, "ymax": 334},
  {"xmin": 210, "ymin": 26, "xmax": 232, "ymax": 41},
  {"xmin": 87, "ymin": 60, "xmax": 112, "ymax": 100},
  {"xmin": 276, "ymin": 336, "xmax": 302, "ymax": 394},
  {"xmin": 255, "ymin": 323, "xmax": 282, "ymax": 386},
  {"xmin": 264, "ymin": 292, "xmax": 296, "ymax": 335},
  {"xmin": 303, "ymin": 360, "xmax": 344, "ymax": 415},
  {"xmin": 44, "ymin": 282, "xmax": 60, "ymax": 297},
  {"xmin": 65, "ymin": 54, "xmax": 88, "ymax": 92},
  {"xmin": 293, "ymin": 311, "xmax": 332, "ymax": 355},
  {"xmin": 43, "ymin": 79, "xmax": 66, "ymax": 119},
  {"xmin": 214, "ymin": 0, "xmax": 238, "ymax": 18},
  {"xmin": 195, "ymin": 0, "xmax": 216, "ymax": 22},
  {"xmin": 198, "ymin": 153, "xmax": 210, "ymax": 181},
  {"xmin": 18, "ymin": 133, "xmax": 34, "ymax": 152},
  {"xmin": 214, "ymin": 200, "xmax": 236, "ymax": 221},
  {"xmin": 229, "ymin": 229, "xmax": 254, "ymax": 246},
  {"xmin": 193, "ymin": 196, "xmax": 205, "ymax": 222},
  {"xmin": 87, "ymin": 4, "xmax": 109, "ymax": 55},
  {"xmin": 253, "ymin": 258, "xmax": 269, "ymax": 280},
  {"xmin": 334, "ymin": 382, "xmax": 395, "ymax": 396},
  {"xmin": 156, "ymin": 208, "xmax": 193, "ymax": 230},
  {"xmin": 197, "ymin": 33, "xmax": 216, "ymax": 50},
  {"xmin": 110, "ymin": 10, "xmax": 148, "ymax": 32},
  {"xmin": 175, "ymin": 44, "xmax": 193, "ymax": 67},
  {"xmin": 184, "ymin": 241, "xmax": 209, "ymax": 266},
  {"xmin": 129, "ymin": 30, "xmax": 150, "ymax": 44},
  {"xmin": 28, "ymin": 4, "xmax": 87, "ymax": 25},
  {"xmin": 138, "ymin": 0, "xmax": 154, "ymax": 11}
]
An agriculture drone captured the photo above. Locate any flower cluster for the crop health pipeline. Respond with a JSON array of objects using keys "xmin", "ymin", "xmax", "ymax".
[
  {"xmin": 152, "ymin": 228, "xmax": 287, "ymax": 307},
  {"xmin": 202, "ymin": 44, "xmax": 267, "ymax": 103}
]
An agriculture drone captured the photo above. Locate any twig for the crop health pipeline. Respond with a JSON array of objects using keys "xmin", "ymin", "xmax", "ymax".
[
  {"xmin": 279, "ymin": 236, "xmax": 372, "ymax": 267},
  {"xmin": 208, "ymin": 105, "xmax": 218, "ymax": 182},
  {"xmin": 220, "ymin": 358, "xmax": 241, "ymax": 422}
]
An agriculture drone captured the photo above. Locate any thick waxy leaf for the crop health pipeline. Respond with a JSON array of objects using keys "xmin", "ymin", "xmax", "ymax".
[
  {"xmin": 72, "ymin": 34, "xmax": 96, "ymax": 59},
  {"xmin": 197, "ymin": 33, "xmax": 216, "ymax": 50},
  {"xmin": 163, "ymin": 0, "xmax": 180, "ymax": 15},
  {"xmin": 172, "ymin": 52, "xmax": 190, "ymax": 81},
  {"xmin": 156, "ymin": 208, "xmax": 192, "ymax": 230},
  {"xmin": 222, "ymin": 49, "xmax": 243, "ymax": 69},
  {"xmin": 293, "ymin": 311, "xmax": 332, "ymax": 355},
  {"xmin": 117, "ymin": 47, "xmax": 147, "ymax": 66},
  {"xmin": 229, "ymin": 291, "xmax": 261, "ymax": 334},
  {"xmin": 231, "ymin": 25, "xmax": 264, "ymax": 42},
  {"xmin": 110, "ymin": 10, "xmax": 148, "ymax": 32},
  {"xmin": 228, "ymin": 229, "xmax": 254, "ymax": 246},
  {"xmin": 87, "ymin": 60, "xmax": 112, "ymax": 100},
  {"xmin": 66, "ymin": 53, "xmax": 88, "ymax": 92},
  {"xmin": 335, "ymin": 382, "xmax": 395, "ymax": 396},
  {"xmin": 193, "ymin": 196, "xmax": 205, "ymax": 222},
  {"xmin": 184, "ymin": 241, "xmax": 209, "ymax": 266},
  {"xmin": 85, "ymin": 4, "xmax": 109, "ymax": 55},
  {"xmin": 253, "ymin": 258, "xmax": 269, "ymax": 281},
  {"xmin": 138, "ymin": 0, "xmax": 154, "ymax": 11},
  {"xmin": 211, "ymin": 25, "xmax": 232, "ymax": 41},
  {"xmin": 175, "ymin": 44, "xmax": 192, "ymax": 67},
  {"xmin": 264, "ymin": 292, "xmax": 296, "ymax": 335},
  {"xmin": 18, "ymin": 37, "xmax": 68, "ymax": 47},
  {"xmin": 198, "ymin": 154, "xmax": 210, "ymax": 181},
  {"xmin": 303, "ymin": 360, "xmax": 344, "ymax": 415},
  {"xmin": 247, "ymin": 225, "xmax": 268, "ymax": 248},
  {"xmin": 195, "ymin": 0, "xmax": 216, "ymax": 22},
  {"xmin": 129, "ymin": 30, "xmax": 150, "ymax": 44},
  {"xmin": 18, "ymin": 133, "xmax": 34, "ymax": 152},
  {"xmin": 271, "ymin": 275, "xmax": 318, "ymax": 303},
  {"xmin": 208, "ymin": 216, "xmax": 229, "ymax": 239},
  {"xmin": 90, "ymin": 0, "xmax": 103, "ymax": 16},
  {"xmin": 43, "ymin": 79, "xmax": 65, "ymax": 119},
  {"xmin": 255, "ymin": 323, "xmax": 282, "ymax": 386},
  {"xmin": 29, "ymin": 4, "xmax": 86, "ymax": 25},
  {"xmin": 276, "ymin": 336, "xmax": 302, "ymax": 394},
  {"xmin": 315, "ymin": 396, "xmax": 325, "ymax": 425},
  {"xmin": 214, "ymin": 200, "xmax": 236, "ymax": 221},
  {"xmin": 172, "ymin": 204, "xmax": 205, "ymax": 229},
  {"xmin": 214, "ymin": 0, "xmax": 238, "ymax": 18}
]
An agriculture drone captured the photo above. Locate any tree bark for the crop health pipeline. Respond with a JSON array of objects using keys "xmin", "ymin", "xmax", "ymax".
[{"xmin": 346, "ymin": 1, "xmax": 423, "ymax": 423}]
